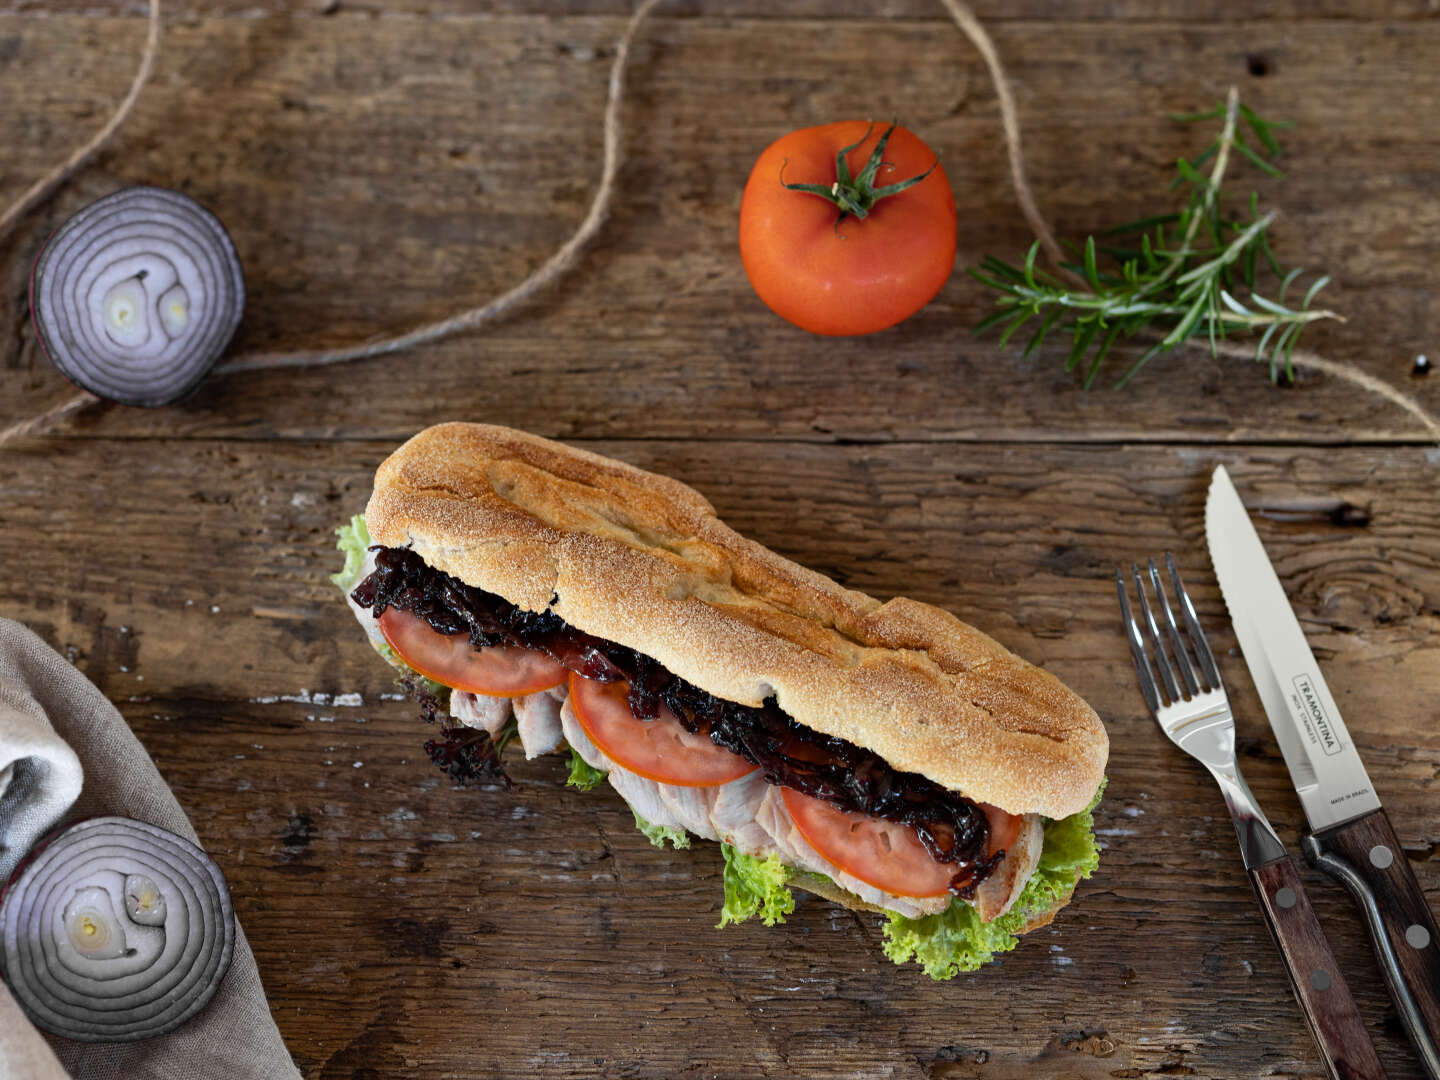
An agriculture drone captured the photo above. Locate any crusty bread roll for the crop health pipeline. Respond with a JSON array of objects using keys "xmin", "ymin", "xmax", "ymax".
[{"xmin": 364, "ymin": 422, "xmax": 1107, "ymax": 818}]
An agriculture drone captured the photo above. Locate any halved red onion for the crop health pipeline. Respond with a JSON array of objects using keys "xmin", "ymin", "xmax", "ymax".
[
  {"xmin": 29, "ymin": 187, "xmax": 245, "ymax": 407},
  {"xmin": 0, "ymin": 816, "xmax": 235, "ymax": 1042}
]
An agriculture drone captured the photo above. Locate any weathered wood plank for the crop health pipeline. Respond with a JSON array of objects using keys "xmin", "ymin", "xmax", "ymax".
[
  {"xmin": 2, "ymin": 1, "xmax": 1435, "ymax": 21},
  {"xmin": 3, "ymin": 2, "xmax": 1437, "ymax": 1076},
  {"xmin": 2, "ymin": 436, "xmax": 1434, "ymax": 1078},
  {"xmin": 2, "ymin": 15, "xmax": 1438, "ymax": 445}
]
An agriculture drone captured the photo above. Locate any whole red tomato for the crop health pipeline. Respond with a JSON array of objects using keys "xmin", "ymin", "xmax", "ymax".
[{"xmin": 739, "ymin": 121, "xmax": 957, "ymax": 337}]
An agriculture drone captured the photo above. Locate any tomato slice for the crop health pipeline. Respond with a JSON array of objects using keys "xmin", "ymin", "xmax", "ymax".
[
  {"xmin": 377, "ymin": 606, "xmax": 566, "ymax": 697},
  {"xmin": 782, "ymin": 789, "xmax": 1025, "ymax": 899},
  {"xmin": 782, "ymin": 788, "xmax": 954, "ymax": 897},
  {"xmin": 568, "ymin": 672, "xmax": 758, "ymax": 787},
  {"xmin": 982, "ymin": 803, "xmax": 1022, "ymax": 857}
]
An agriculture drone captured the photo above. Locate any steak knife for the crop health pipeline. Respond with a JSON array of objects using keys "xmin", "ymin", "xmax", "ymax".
[{"xmin": 1206, "ymin": 464, "xmax": 1440, "ymax": 1080}]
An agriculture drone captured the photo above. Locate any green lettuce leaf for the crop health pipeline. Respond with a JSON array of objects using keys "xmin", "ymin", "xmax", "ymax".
[
  {"xmin": 331, "ymin": 514, "xmax": 372, "ymax": 592},
  {"xmin": 633, "ymin": 810, "xmax": 690, "ymax": 850},
  {"xmin": 332, "ymin": 515, "xmax": 449, "ymax": 700},
  {"xmin": 717, "ymin": 843, "xmax": 795, "ymax": 928},
  {"xmin": 567, "ymin": 749, "xmax": 608, "ymax": 791},
  {"xmin": 881, "ymin": 779, "xmax": 1106, "ymax": 979}
]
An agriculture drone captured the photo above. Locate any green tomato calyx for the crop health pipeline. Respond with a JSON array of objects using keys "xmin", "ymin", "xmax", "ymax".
[{"xmin": 781, "ymin": 122, "xmax": 939, "ymax": 230}]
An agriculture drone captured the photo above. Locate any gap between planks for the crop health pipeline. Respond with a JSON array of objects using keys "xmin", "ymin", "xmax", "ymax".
[{"xmin": 4, "ymin": 433, "xmax": 1439, "ymax": 449}]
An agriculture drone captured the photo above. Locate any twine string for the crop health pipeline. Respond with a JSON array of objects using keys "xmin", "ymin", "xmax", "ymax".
[
  {"xmin": 212, "ymin": 0, "xmax": 663, "ymax": 376},
  {"xmin": 0, "ymin": 0, "xmax": 161, "ymax": 243},
  {"xmin": 1, "ymin": 0, "xmax": 1435, "ymax": 445}
]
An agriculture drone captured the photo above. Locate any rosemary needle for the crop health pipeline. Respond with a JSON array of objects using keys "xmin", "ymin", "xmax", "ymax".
[{"xmin": 970, "ymin": 87, "xmax": 1343, "ymax": 388}]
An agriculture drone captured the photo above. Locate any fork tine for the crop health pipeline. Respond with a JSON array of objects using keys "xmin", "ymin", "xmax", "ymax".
[
  {"xmin": 1131, "ymin": 563, "xmax": 1181, "ymax": 704},
  {"xmin": 1167, "ymin": 552, "xmax": 1222, "ymax": 690},
  {"xmin": 1148, "ymin": 557, "xmax": 1200, "ymax": 697},
  {"xmin": 1115, "ymin": 570, "xmax": 1161, "ymax": 716}
]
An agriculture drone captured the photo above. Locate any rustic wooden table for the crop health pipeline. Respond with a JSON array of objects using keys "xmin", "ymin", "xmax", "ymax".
[{"xmin": 2, "ymin": 1, "xmax": 1437, "ymax": 1077}]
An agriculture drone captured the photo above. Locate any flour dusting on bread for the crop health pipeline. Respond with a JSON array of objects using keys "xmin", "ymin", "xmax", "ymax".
[{"xmin": 365, "ymin": 422, "xmax": 1108, "ymax": 818}]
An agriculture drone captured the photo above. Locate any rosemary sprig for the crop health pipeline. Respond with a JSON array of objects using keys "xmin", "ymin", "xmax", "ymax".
[{"xmin": 969, "ymin": 87, "xmax": 1343, "ymax": 388}]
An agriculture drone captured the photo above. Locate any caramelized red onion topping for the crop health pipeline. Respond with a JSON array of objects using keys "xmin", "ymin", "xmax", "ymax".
[
  {"xmin": 29, "ymin": 186, "xmax": 245, "ymax": 407},
  {"xmin": 355, "ymin": 546, "xmax": 999, "ymax": 893},
  {"xmin": 0, "ymin": 816, "xmax": 235, "ymax": 1042}
]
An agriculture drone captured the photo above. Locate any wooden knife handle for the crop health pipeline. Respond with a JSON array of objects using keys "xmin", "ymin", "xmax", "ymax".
[
  {"xmin": 1304, "ymin": 809, "xmax": 1440, "ymax": 1080},
  {"xmin": 1250, "ymin": 855, "xmax": 1388, "ymax": 1080}
]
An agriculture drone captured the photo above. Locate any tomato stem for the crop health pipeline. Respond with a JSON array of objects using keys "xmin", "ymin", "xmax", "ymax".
[{"xmin": 780, "ymin": 122, "xmax": 939, "ymax": 231}]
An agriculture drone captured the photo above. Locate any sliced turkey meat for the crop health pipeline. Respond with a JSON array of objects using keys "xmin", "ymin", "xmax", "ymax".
[
  {"xmin": 705, "ymin": 770, "xmax": 777, "ymax": 858},
  {"xmin": 513, "ymin": 690, "xmax": 565, "ymax": 759},
  {"xmin": 347, "ymin": 550, "xmax": 389, "ymax": 655},
  {"xmin": 656, "ymin": 784, "xmax": 722, "ymax": 842},
  {"xmin": 607, "ymin": 767, "xmax": 688, "ymax": 833},
  {"xmin": 451, "ymin": 691, "xmax": 511, "ymax": 737},
  {"xmin": 971, "ymin": 813, "xmax": 1044, "ymax": 920},
  {"xmin": 468, "ymin": 677, "xmax": 1039, "ymax": 921},
  {"xmin": 453, "ymin": 684, "xmax": 568, "ymax": 759},
  {"xmin": 560, "ymin": 696, "xmax": 608, "ymax": 772}
]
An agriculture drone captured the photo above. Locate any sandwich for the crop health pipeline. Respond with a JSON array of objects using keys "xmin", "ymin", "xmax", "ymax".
[{"xmin": 332, "ymin": 422, "xmax": 1108, "ymax": 978}]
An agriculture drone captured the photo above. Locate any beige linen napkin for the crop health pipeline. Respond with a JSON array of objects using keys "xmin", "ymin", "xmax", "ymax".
[{"xmin": 0, "ymin": 617, "xmax": 301, "ymax": 1080}]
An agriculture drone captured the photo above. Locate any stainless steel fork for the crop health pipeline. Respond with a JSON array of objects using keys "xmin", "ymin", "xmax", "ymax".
[
  {"xmin": 1117, "ymin": 553, "xmax": 1284, "ymax": 866},
  {"xmin": 1116, "ymin": 553, "xmax": 1387, "ymax": 1080}
]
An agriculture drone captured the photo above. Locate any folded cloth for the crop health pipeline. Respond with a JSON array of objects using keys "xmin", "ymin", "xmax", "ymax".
[{"xmin": 0, "ymin": 617, "xmax": 301, "ymax": 1080}]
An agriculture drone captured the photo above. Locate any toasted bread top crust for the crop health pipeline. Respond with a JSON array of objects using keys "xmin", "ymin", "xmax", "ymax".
[{"xmin": 365, "ymin": 423, "xmax": 1108, "ymax": 817}]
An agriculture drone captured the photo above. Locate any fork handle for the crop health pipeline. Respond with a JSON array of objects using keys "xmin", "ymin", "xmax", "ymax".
[{"xmin": 1250, "ymin": 855, "xmax": 1389, "ymax": 1080}]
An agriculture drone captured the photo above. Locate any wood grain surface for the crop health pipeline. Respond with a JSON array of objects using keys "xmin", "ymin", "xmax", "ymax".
[{"xmin": 1, "ymin": 2, "xmax": 1437, "ymax": 1078}]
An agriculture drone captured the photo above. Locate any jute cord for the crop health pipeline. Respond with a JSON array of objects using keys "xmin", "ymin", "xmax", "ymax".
[
  {"xmin": 0, "ymin": 0, "xmax": 161, "ymax": 245},
  {"xmin": 1, "ymin": 0, "xmax": 1435, "ymax": 445}
]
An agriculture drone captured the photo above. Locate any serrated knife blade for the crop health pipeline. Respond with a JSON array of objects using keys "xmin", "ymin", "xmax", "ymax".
[
  {"xmin": 1205, "ymin": 463, "xmax": 1440, "ymax": 1080},
  {"xmin": 1204, "ymin": 465, "xmax": 1380, "ymax": 832}
]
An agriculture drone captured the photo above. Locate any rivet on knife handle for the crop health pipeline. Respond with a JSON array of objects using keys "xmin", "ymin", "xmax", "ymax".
[
  {"xmin": 1251, "ymin": 854, "xmax": 1388, "ymax": 1080},
  {"xmin": 1303, "ymin": 809, "xmax": 1440, "ymax": 1080}
]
